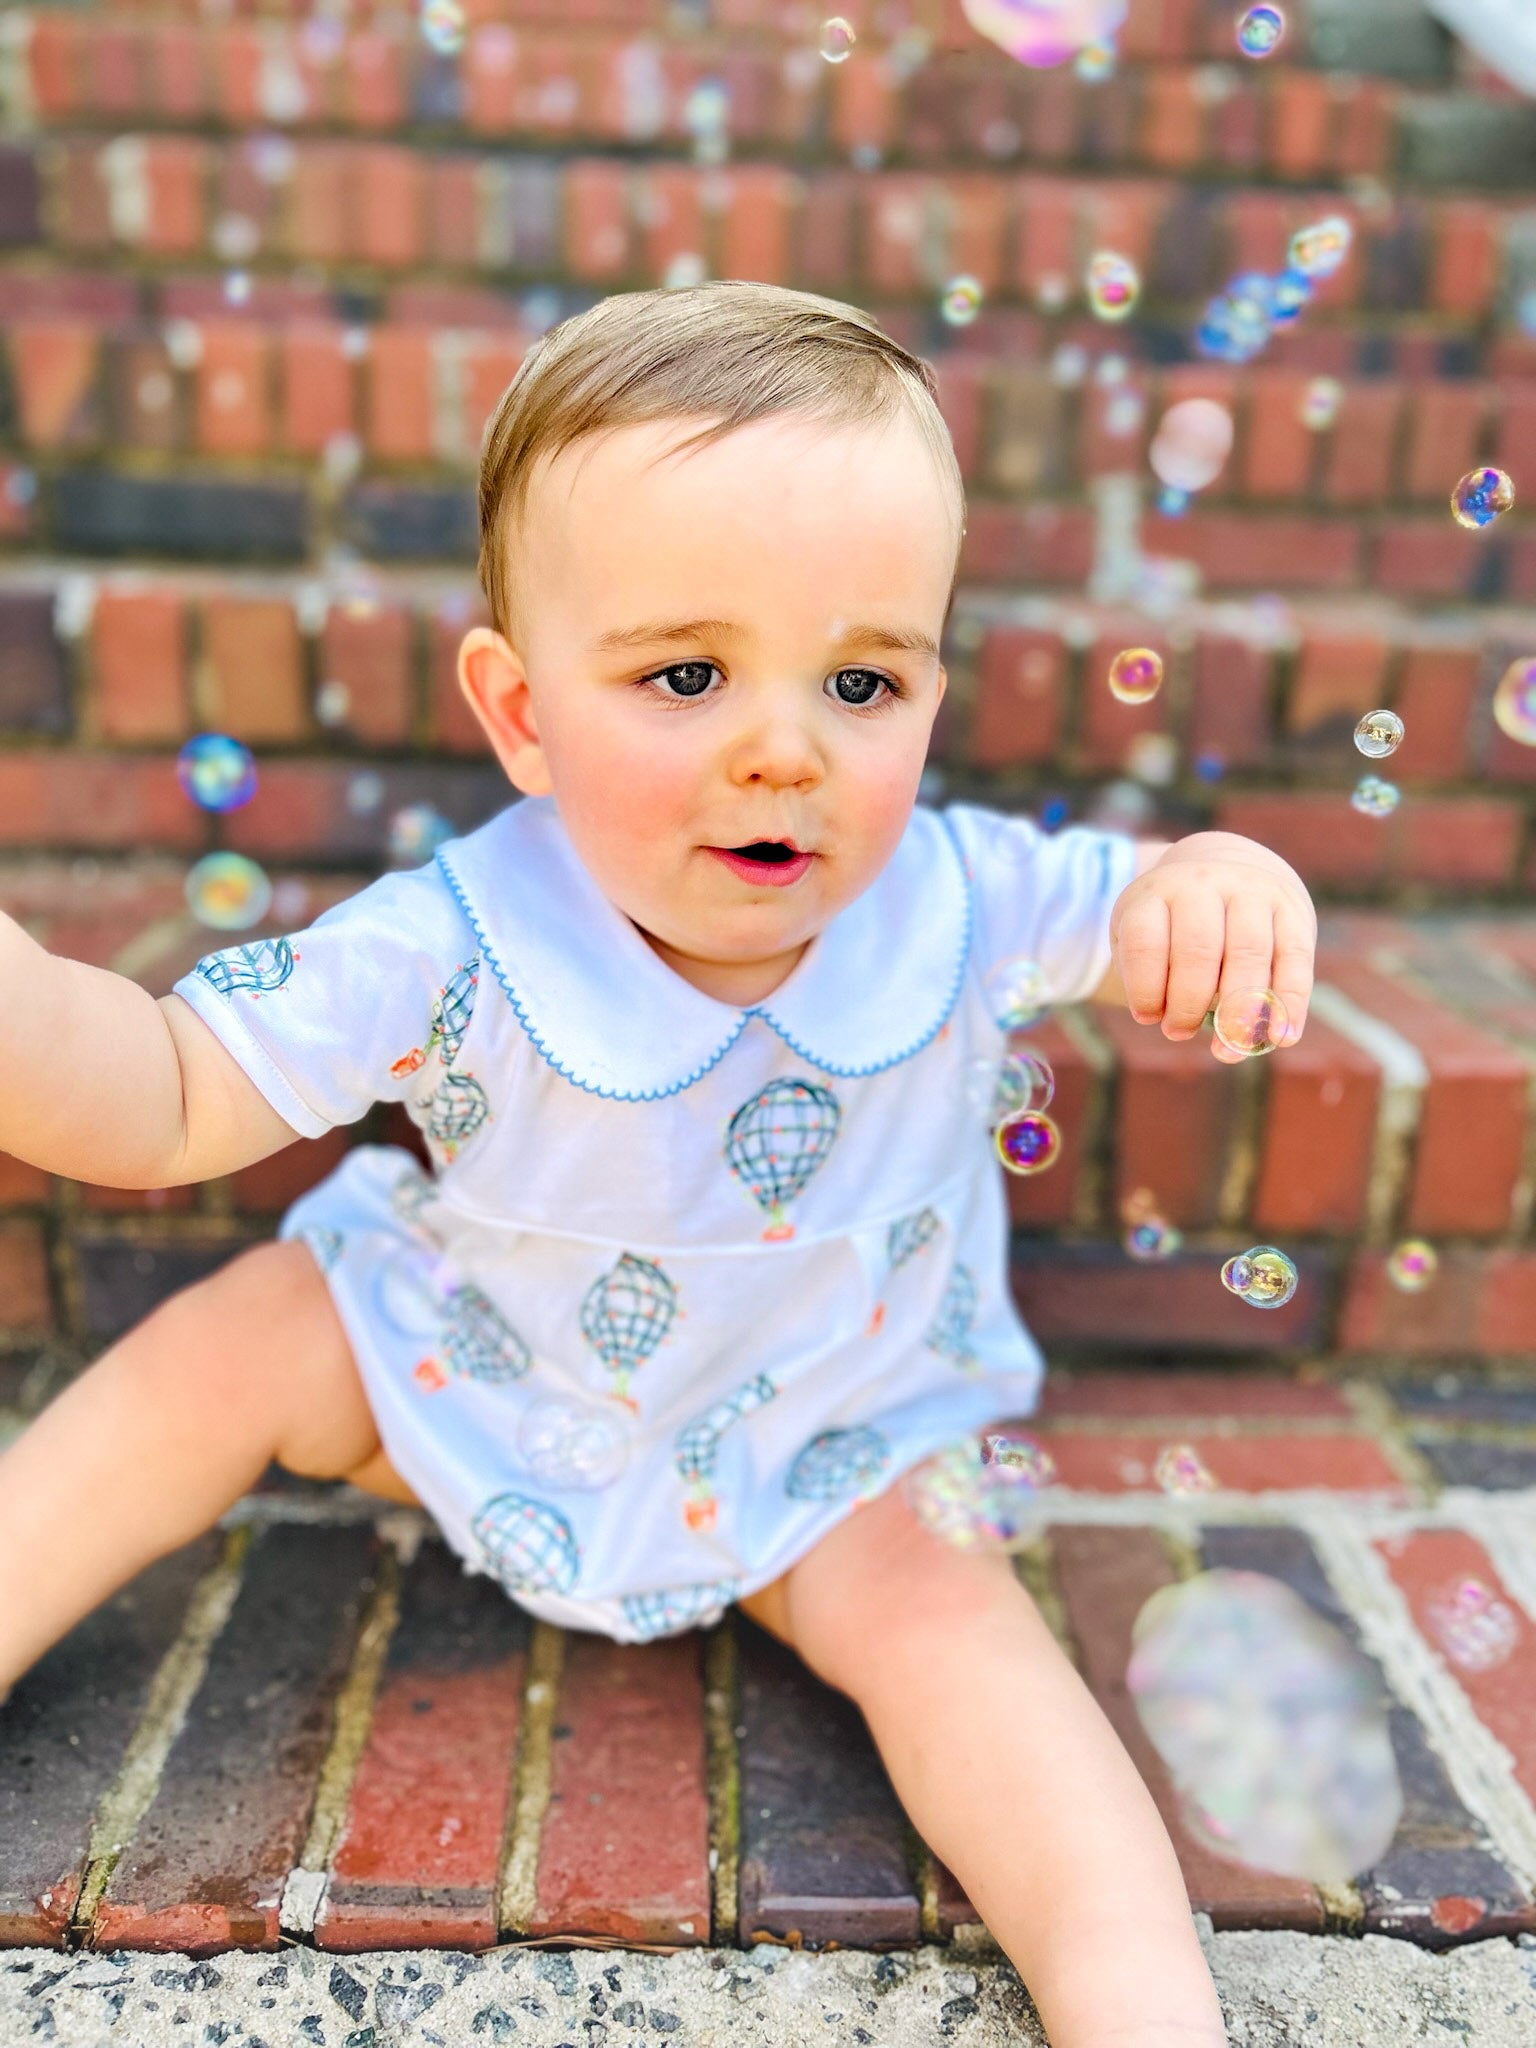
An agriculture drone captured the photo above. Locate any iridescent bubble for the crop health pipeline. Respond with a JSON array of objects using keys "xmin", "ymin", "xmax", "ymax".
[
  {"xmin": 1086, "ymin": 250, "xmax": 1141, "ymax": 322},
  {"xmin": 961, "ymin": 0, "xmax": 1130, "ymax": 69},
  {"xmin": 1150, "ymin": 398, "xmax": 1235, "ymax": 492},
  {"xmin": 1235, "ymin": 4, "xmax": 1286, "ymax": 57},
  {"xmin": 986, "ymin": 955, "xmax": 1050, "ymax": 1031},
  {"xmin": 940, "ymin": 274, "xmax": 983, "ymax": 327},
  {"xmin": 1289, "ymin": 216, "xmax": 1353, "ymax": 280},
  {"xmin": 1354, "ymin": 709, "xmax": 1404, "ymax": 760},
  {"xmin": 388, "ymin": 803, "xmax": 456, "ymax": 866},
  {"xmin": 418, "ymin": 0, "xmax": 466, "ymax": 58},
  {"xmin": 907, "ymin": 1435, "xmax": 1054, "ymax": 1550},
  {"xmin": 818, "ymin": 15, "xmax": 856, "ymax": 61},
  {"xmin": 1220, "ymin": 1254, "xmax": 1255, "ymax": 1298},
  {"xmin": 185, "ymin": 851, "xmax": 272, "ymax": 930},
  {"xmin": 995, "ymin": 1049, "xmax": 1056, "ymax": 1119},
  {"xmin": 1126, "ymin": 1217, "xmax": 1183, "ymax": 1261},
  {"xmin": 1351, "ymin": 775, "xmax": 1400, "ymax": 819},
  {"xmin": 1235, "ymin": 1246, "xmax": 1299, "ymax": 1310},
  {"xmin": 1424, "ymin": 1576, "xmax": 1520, "ymax": 1675},
  {"xmin": 1157, "ymin": 485, "xmax": 1191, "ymax": 517},
  {"xmin": 1451, "ymin": 465, "xmax": 1516, "ymax": 531},
  {"xmin": 1108, "ymin": 646, "xmax": 1165, "ymax": 704},
  {"xmin": 1154, "ymin": 1442, "xmax": 1217, "ymax": 1494},
  {"xmin": 1075, "ymin": 39, "xmax": 1117, "ymax": 81},
  {"xmin": 176, "ymin": 733, "xmax": 257, "ymax": 813},
  {"xmin": 981, "ymin": 1432, "xmax": 1057, "ymax": 1484},
  {"xmin": 1300, "ymin": 376, "xmax": 1344, "ymax": 431},
  {"xmin": 1493, "ymin": 657, "xmax": 1536, "ymax": 746},
  {"xmin": 1197, "ymin": 289, "xmax": 1269, "ymax": 365},
  {"xmin": 1213, "ymin": 986, "xmax": 1290, "ymax": 1058},
  {"xmin": 1386, "ymin": 1239, "xmax": 1438, "ymax": 1292},
  {"xmin": 995, "ymin": 1109, "xmax": 1061, "ymax": 1176},
  {"xmin": 1269, "ymin": 266, "xmax": 1312, "ymax": 325},
  {"xmin": 517, "ymin": 1394, "xmax": 633, "ymax": 1491},
  {"xmin": 1128, "ymin": 1568, "xmax": 1402, "ymax": 1885}
]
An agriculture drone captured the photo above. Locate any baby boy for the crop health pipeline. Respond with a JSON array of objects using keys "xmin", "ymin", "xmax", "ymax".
[{"xmin": 0, "ymin": 282, "xmax": 1316, "ymax": 2045}]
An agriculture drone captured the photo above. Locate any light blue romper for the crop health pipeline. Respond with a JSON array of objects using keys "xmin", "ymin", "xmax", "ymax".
[{"xmin": 172, "ymin": 795, "xmax": 1135, "ymax": 1643}]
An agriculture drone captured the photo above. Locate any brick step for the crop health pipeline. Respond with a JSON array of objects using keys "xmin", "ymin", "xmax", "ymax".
[{"xmin": 7, "ymin": 1369, "xmax": 1536, "ymax": 1958}]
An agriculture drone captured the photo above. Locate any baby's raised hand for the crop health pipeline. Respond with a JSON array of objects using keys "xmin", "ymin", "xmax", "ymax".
[{"xmin": 1107, "ymin": 831, "xmax": 1317, "ymax": 1064}]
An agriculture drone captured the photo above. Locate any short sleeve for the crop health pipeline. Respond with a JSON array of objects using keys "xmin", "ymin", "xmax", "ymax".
[
  {"xmin": 169, "ymin": 862, "xmax": 481, "ymax": 1139},
  {"xmin": 944, "ymin": 802, "xmax": 1139, "ymax": 1006}
]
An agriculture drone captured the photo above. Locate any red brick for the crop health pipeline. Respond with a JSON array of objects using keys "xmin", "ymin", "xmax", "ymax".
[
  {"xmin": 1038, "ymin": 1371, "xmax": 1356, "ymax": 1425},
  {"xmin": 960, "ymin": 503, "xmax": 1095, "ymax": 586},
  {"xmin": 1479, "ymin": 1250, "xmax": 1536, "ymax": 1352},
  {"xmin": 84, "ymin": 23, "xmax": 144, "ymax": 120},
  {"xmin": 1188, "ymin": 631, "xmax": 1273, "ymax": 771},
  {"xmin": 1391, "ymin": 644, "xmax": 1478, "ymax": 783},
  {"xmin": 1392, "ymin": 797, "xmax": 1524, "ymax": 889},
  {"xmin": 1321, "ymin": 956, "xmax": 1530, "ymax": 1237},
  {"xmin": 353, "ymin": 144, "xmax": 425, "ymax": 270},
  {"xmin": 1251, "ymin": 1014, "xmax": 1380, "ymax": 1236},
  {"xmin": 830, "ymin": 44, "xmax": 898, "ymax": 160},
  {"xmin": 341, "ymin": 28, "xmax": 406, "ymax": 128},
  {"xmin": 458, "ymin": 334, "xmax": 524, "ymax": 463},
  {"xmin": 318, "ymin": 600, "xmax": 416, "ymax": 746},
  {"xmin": 140, "ymin": 138, "xmax": 207, "ymax": 258},
  {"xmin": 0, "ymin": 753, "xmax": 201, "ymax": 852},
  {"xmin": 1431, "ymin": 202, "xmax": 1502, "ymax": 319},
  {"xmin": 228, "ymin": 1128, "xmax": 352, "ymax": 1214},
  {"xmin": 1123, "ymin": 0, "xmax": 1204, "ymax": 60},
  {"xmin": 26, "ymin": 14, "xmax": 86, "ymax": 120},
  {"xmin": 1215, "ymin": 795, "xmax": 1393, "ymax": 891},
  {"xmin": 1331, "ymin": 78, "xmax": 1395, "ymax": 181},
  {"xmin": 1011, "ymin": 177, "xmax": 1077, "ymax": 308},
  {"xmin": 364, "ymin": 326, "xmax": 435, "ymax": 464},
  {"xmin": 421, "ymin": 157, "xmax": 482, "ymax": 273},
  {"xmin": 1286, "ymin": 628, "xmax": 1392, "ymax": 742},
  {"xmin": 985, "ymin": 364, "xmax": 1066, "ymax": 497},
  {"xmin": 864, "ymin": 174, "xmax": 932, "ymax": 298},
  {"xmin": 933, "ymin": 357, "xmax": 984, "ymax": 481},
  {"xmin": 1268, "ymin": 72, "xmax": 1335, "ymax": 182},
  {"xmin": 530, "ymin": 1633, "xmax": 710, "ymax": 1944},
  {"xmin": 1224, "ymin": 190, "xmax": 1296, "ymax": 280},
  {"xmin": 941, "ymin": 173, "xmax": 1008, "ymax": 295},
  {"xmin": 198, "ymin": 596, "xmax": 307, "ymax": 744},
  {"xmin": 145, "ymin": 23, "xmax": 212, "ymax": 123},
  {"xmin": 636, "ymin": 162, "xmax": 706, "ymax": 285},
  {"xmin": 79, "ymin": 1182, "xmax": 196, "ymax": 1216},
  {"xmin": 462, "ymin": 22, "xmax": 520, "ymax": 135},
  {"xmin": 1322, "ymin": 382, "xmax": 1406, "ymax": 507},
  {"xmin": 1095, "ymin": 1008, "xmax": 1242, "ymax": 1230},
  {"xmin": 210, "ymin": 23, "xmax": 263, "ymax": 128},
  {"xmin": 1078, "ymin": 178, "xmax": 1165, "ymax": 281},
  {"xmin": 0, "ymin": 467, "xmax": 34, "ymax": 543},
  {"xmin": 1494, "ymin": 381, "xmax": 1536, "ymax": 490},
  {"xmin": 279, "ymin": 321, "xmax": 355, "ymax": 456},
  {"xmin": 109, "ymin": 331, "xmax": 185, "ymax": 451},
  {"xmin": 1237, "ymin": 369, "xmax": 1315, "ymax": 501},
  {"xmin": 969, "ymin": 627, "xmax": 1066, "ymax": 768},
  {"xmin": 516, "ymin": 34, "xmax": 594, "ymax": 140},
  {"xmin": 8, "ymin": 319, "xmax": 101, "ymax": 449},
  {"xmin": 289, "ymin": 143, "xmax": 351, "ymax": 266},
  {"xmin": 1043, "ymin": 1431, "xmax": 1408, "ymax": 1498},
  {"xmin": 564, "ymin": 159, "xmax": 633, "ymax": 282},
  {"xmin": 718, "ymin": 163, "xmax": 798, "ymax": 284},
  {"xmin": 797, "ymin": 172, "xmax": 858, "ymax": 291},
  {"xmin": 1002, "ymin": 1016, "xmax": 1094, "ymax": 1230},
  {"xmin": 53, "ymin": 142, "xmax": 114, "ymax": 253},
  {"xmin": 0, "ymin": 1220, "xmax": 51, "ymax": 1330},
  {"xmin": 1403, "ymin": 384, "xmax": 1489, "ymax": 504},
  {"xmin": 1150, "ymin": 512, "xmax": 1360, "ymax": 591},
  {"xmin": 91, "ymin": 587, "xmax": 188, "ymax": 745},
  {"xmin": 1376, "ymin": 1530, "xmax": 1536, "ymax": 1807},
  {"xmin": 0, "ymin": 1151, "xmax": 48, "ymax": 1207},
  {"xmin": 428, "ymin": 597, "xmax": 494, "ymax": 754},
  {"xmin": 1078, "ymin": 621, "xmax": 1167, "ymax": 769},
  {"xmin": 1080, "ymin": 368, "xmax": 1152, "ymax": 483},
  {"xmin": 194, "ymin": 323, "xmax": 272, "ymax": 458},
  {"xmin": 1374, "ymin": 522, "xmax": 1493, "ymax": 602},
  {"xmin": 1210, "ymin": 77, "xmax": 1266, "ymax": 173},
  {"xmin": 1140, "ymin": 70, "xmax": 1207, "ymax": 172},
  {"xmin": 1339, "ymin": 1247, "xmax": 1497, "ymax": 1356}
]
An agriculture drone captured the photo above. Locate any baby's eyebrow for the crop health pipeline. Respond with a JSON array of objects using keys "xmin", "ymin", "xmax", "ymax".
[{"xmin": 592, "ymin": 617, "xmax": 941, "ymax": 659}]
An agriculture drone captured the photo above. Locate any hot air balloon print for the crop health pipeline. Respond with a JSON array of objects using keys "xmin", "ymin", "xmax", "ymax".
[
  {"xmin": 724, "ymin": 1077, "xmax": 841, "ymax": 1240},
  {"xmin": 580, "ymin": 1251, "xmax": 678, "ymax": 1407},
  {"xmin": 440, "ymin": 1283, "xmax": 531, "ymax": 1384},
  {"xmin": 674, "ymin": 1373, "xmax": 777, "ymax": 1531},
  {"xmin": 471, "ymin": 1491, "xmax": 580, "ymax": 1597},
  {"xmin": 298, "ymin": 1224, "xmax": 344, "ymax": 1274},
  {"xmin": 925, "ymin": 1260, "xmax": 980, "ymax": 1373},
  {"xmin": 887, "ymin": 1207, "xmax": 942, "ymax": 1273},
  {"xmin": 388, "ymin": 1160, "xmax": 437, "ymax": 1228},
  {"xmin": 415, "ymin": 1069, "xmax": 490, "ymax": 1160},
  {"xmin": 193, "ymin": 936, "xmax": 296, "ymax": 997},
  {"xmin": 785, "ymin": 1426, "xmax": 891, "ymax": 1503},
  {"xmin": 621, "ymin": 1579, "xmax": 741, "ymax": 1642},
  {"xmin": 390, "ymin": 957, "xmax": 480, "ymax": 1077}
]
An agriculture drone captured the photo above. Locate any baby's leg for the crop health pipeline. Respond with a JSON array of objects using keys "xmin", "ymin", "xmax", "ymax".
[
  {"xmin": 0, "ymin": 1238, "xmax": 418, "ymax": 1693},
  {"xmin": 739, "ymin": 1483, "xmax": 1228, "ymax": 2048}
]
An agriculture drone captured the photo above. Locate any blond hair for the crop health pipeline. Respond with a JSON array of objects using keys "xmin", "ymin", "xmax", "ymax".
[{"xmin": 475, "ymin": 279, "xmax": 965, "ymax": 642}]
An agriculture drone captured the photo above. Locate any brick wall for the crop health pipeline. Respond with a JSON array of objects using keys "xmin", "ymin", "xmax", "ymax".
[{"xmin": 1, "ymin": 0, "xmax": 1534, "ymax": 1365}]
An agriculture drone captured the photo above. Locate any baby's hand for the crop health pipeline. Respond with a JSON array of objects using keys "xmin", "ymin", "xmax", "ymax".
[{"xmin": 1107, "ymin": 832, "xmax": 1316, "ymax": 1064}]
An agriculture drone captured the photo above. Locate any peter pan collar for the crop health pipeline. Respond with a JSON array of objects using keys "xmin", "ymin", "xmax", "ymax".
[{"xmin": 435, "ymin": 794, "xmax": 972, "ymax": 1101}]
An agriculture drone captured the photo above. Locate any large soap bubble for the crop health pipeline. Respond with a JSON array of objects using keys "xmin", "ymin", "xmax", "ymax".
[{"xmin": 961, "ymin": 0, "xmax": 1128, "ymax": 70}]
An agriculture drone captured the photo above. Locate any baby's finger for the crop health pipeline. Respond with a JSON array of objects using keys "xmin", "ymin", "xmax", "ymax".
[
  {"xmin": 1114, "ymin": 892, "xmax": 1171, "ymax": 1025},
  {"xmin": 1270, "ymin": 897, "xmax": 1316, "ymax": 1044},
  {"xmin": 1210, "ymin": 892, "xmax": 1283, "ymax": 1057},
  {"xmin": 1162, "ymin": 893, "xmax": 1228, "ymax": 1039}
]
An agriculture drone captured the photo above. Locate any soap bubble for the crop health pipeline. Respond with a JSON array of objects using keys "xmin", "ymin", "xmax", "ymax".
[
  {"xmin": 418, "ymin": 0, "xmax": 466, "ymax": 57},
  {"xmin": 995, "ymin": 1109, "xmax": 1061, "ymax": 1176},
  {"xmin": 185, "ymin": 851, "xmax": 273, "ymax": 930},
  {"xmin": 1128, "ymin": 1568, "xmax": 1402, "ymax": 1885},
  {"xmin": 1300, "ymin": 377, "xmax": 1344, "ymax": 431},
  {"xmin": 940, "ymin": 274, "xmax": 983, "ymax": 326},
  {"xmin": 1235, "ymin": 5, "xmax": 1285, "ymax": 58},
  {"xmin": 1269, "ymin": 267, "xmax": 1312, "ymax": 325},
  {"xmin": 1087, "ymin": 251, "xmax": 1141, "ymax": 322},
  {"xmin": 388, "ymin": 803, "xmax": 456, "ymax": 865},
  {"xmin": 1354, "ymin": 710, "xmax": 1404, "ymax": 760},
  {"xmin": 1126, "ymin": 1216, "xmax": 1183, "ymax": 1261},
  {"xmin": 1158, "ymin": 485, "xmax": 1191, "ymax": 517},
  {"xmin": 1154, "ymin": 1443, "xmax": 1217, "ymax": 1494},
  {"xmin": 1150, "ymin": 398, "xmax": 1234, "ymax": 493},
  {"xmin": 1108, "ymin": 647, "xmax": 1165, "ymax": 704},
  {"xmin": 1213, "ymin": 986, "xmax": 1290, "ymax": 1058},
  {"xmin": 818, "ymin": 15, "xmax": 856, "ymax": 61},
  {"xmin": 963, "ymin": 1049, "xmax": 1055, "ymax": 1124},
  {"xmin": 1225, "ymin": 1246, "xmax": 1299, "ymax": 1310},
  {"xmin": 1289, "ymin": 216, "xmax": 1353, "ymax": 280},
  {"xmin": 1424, "ymin": 1576, "xmax": 1520, "ymax": 1675},
  {"xmin": 986, "ymin": 956, "xmax": 1050, "ymax": 1030},
  {"xmin": 982, "ymin": 1431, "xmax": 1058, "ymax": 1483},
  {"xmin": 961, "ymin": 0, "xmax": 1129, "ymax": 69},
  {"xmin": 176, "ymin": 733, "xmax": 257, "ymax": 813},
  {"xmin": 1351, "ymin": 775, "xmax": 1400, "ymax": 818},
  {"xmin": 1075, "ymin": 39, "xmax": 1117, "ymax": 80},
  {"xmin": 906, "ymin": 1434, "xmax": 1054, "ymax": 1550},
  {"xmin": 1493, "ymin": 657, "xmax": 1536, "ymax": 746},
  {"xmin": 517, "ymin": 1394, "xmax": 633, "ymax": 1491},
  {"xmin": 1386, "ymin": 1239, "xmax": 1438, "ymax": 1292},
  {"xmin": 1451, "ymin": 466, "xmax": 1515, "ymax": 531}
]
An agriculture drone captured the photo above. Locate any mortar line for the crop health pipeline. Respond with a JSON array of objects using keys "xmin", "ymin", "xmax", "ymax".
[
  {"xmin": 702, "ymin": 1616, "xmax": 741, "ymax": 1948},
  {"xmin": 497, "ymin": 1620, "xmax": 566, "ymax": 1937}
]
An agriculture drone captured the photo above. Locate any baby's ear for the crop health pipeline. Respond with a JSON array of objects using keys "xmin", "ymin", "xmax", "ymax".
[{"xmin": 457, "ymin": 627, "xmax": 553, "ymax": 796}]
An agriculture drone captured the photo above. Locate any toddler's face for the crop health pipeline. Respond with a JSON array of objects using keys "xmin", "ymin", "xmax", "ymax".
[{"xmin": 458, "ymin": 410, "xmax": 956, "ymax": 1005}]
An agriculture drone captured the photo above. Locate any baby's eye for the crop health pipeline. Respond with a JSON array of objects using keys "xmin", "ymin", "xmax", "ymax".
[
  {"xmin": 826, "ymin": 667, "xmax": 896, "ymax": 710},
  {"xmin": 643, "ymin": 660, "xmax": 720, "ymax": 701}
]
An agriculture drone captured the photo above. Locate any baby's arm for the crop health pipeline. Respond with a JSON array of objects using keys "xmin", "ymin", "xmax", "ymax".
[
  {"xmin": 0, "ymin": 910, "xmax": 300, "ymax": 1188},
  {"xmin": 1095, "ymin": 830, "xmax": 1316, "ymax": 1063}
]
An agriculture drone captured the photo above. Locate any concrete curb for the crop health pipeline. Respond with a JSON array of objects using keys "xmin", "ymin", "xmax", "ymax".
[{"xmin": 4, "ymin": 1931, "xmax": 1536, "ymax": 2047}]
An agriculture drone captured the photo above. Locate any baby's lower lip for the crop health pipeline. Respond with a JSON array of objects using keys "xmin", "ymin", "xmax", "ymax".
[{"xmin": 706, "ymin": 847, "xmax": 815, "ymax": 888}]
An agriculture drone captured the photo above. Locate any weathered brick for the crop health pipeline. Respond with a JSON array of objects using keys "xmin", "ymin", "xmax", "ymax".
[
  {"xmin": 55, "ymin": 471, "xmax": 310, "ymax": 564},
  {"xmin": 1094, "ymin": 1009, "xmax": 1242, "ymax": 1231},
  {"xmin": 343, "ymin": 482, "xmax": 476, "ymax": 562},
  {"xmin": 0, "ymin": 590, "xmax": 69, "ymax": 737},
  {"xmin": 8, "ymin": 319, "xmax": 101, "ymax": 449},
  {"xmin": 74, "ymin": 1233, "xmax": 245, "ymax": 1343},
  {"xmin": 968, "ymin": 627, "xmax": 1065, "ymax": 767},
  {"xmin": 198, "ymin": 594, "xmax": 307, "ymax": 744},
  {"xmin": 1042, "ymin": 1431, "xmax": 1408, "ymax": 1498},
  {"xmin": 194, "ymin": 323, "xmax": 272, "ymax": 459},
  {"xmin": 1011, "ymin": 1242, "xmax": 1329, "ymax": 1354},
  {"xmin": 91, "ymin": 586, "xmax": 188, "ymax": 744},
  {"xmin": 317, "ymin": 600, "xmax": 417, "ymax": 746},
  {"xmin": 1251, "ymin": 1014, "xmax": 1380, "ymax": 1237}
]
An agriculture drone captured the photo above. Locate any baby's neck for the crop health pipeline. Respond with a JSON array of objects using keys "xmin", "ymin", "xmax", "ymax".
[{"xmin": 633, "ymin": 926, "xmax": 812, "ymax": 1007}]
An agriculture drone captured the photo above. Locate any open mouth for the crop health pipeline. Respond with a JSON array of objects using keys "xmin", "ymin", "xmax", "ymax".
[{"xmin": 727, "ymin": 841, "xmax": 799, "ymax": 864}]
